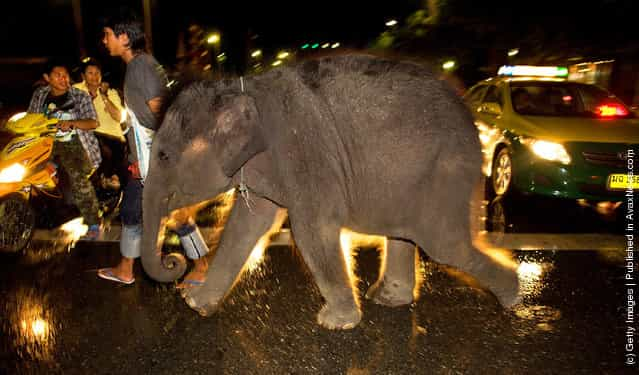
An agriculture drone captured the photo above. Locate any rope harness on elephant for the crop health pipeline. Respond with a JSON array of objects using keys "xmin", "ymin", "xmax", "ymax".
[{"xmin": 238, "ymin": 166, "xmax": 254, "ymax": 213}]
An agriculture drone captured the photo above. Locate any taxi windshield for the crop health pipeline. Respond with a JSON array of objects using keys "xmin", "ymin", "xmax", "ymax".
[{"xmin": 509, "ymin": 82, "xmax": 633, "ymax": 118}]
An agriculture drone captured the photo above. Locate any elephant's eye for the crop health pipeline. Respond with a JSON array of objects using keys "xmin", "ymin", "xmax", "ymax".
[{"xmin": 158, "ymin": 150, "xmax": 169, "ymax": 161}]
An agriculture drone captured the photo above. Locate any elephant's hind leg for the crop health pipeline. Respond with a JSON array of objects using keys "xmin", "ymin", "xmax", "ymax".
[
  {"xmin": 184, "ymin": 195, "xmax": 280, "ymax": 316},
  {"xmin": 365, "ymin": 239, "xmax": 417, "ymax": 307},
  {"xmin": 423, "ymin": 224, "xmax": 520, "ymax": 308},
  {"xmin": 290, "ymin": 220, "xmax": 361, "ymax": 330},
  {"xmin": 416, "ymin": 159, "xmax": 520, "ymax": 308}
]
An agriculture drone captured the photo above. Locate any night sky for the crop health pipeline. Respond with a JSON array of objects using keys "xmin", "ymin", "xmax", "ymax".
[
  {"xmin": 1, "ymin": 1, "xmax": 638, "ymax": 105},
  {"xmin": 0, "ymin": 0, "xmax": 419, "ymax": 104},
  {"xmin": 0, "ymin": 1, "xmax": 420, "ymax": 63}
]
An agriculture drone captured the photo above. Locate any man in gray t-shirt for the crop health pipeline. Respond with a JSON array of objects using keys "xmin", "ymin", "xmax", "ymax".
[
  {"xmin": 98, "ymin": 12, "xmax": 167, "ymax": 285},
  {"xmin": 124, "ymin": 53, "xmax": 168, "ymax": 131},
  {"xmin": 123, "ymin": 53, "xmax": 168, "ymax": 167},
  {"xmin": 97, "ymin": 11, "xmax": 210, "ymax": 288}
]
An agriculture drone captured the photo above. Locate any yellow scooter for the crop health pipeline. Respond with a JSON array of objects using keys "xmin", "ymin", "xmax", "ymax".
[{"xmin": 0, "ymin": 111, "xmax": 120, "ymax": 252}]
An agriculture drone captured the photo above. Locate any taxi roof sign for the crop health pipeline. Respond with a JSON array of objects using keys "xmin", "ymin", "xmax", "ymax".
[{"xmin": 498, "ymin": 65, "xmax": 568, "ymax": 78}]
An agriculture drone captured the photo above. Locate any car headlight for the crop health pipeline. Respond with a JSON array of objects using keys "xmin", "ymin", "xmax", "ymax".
[
  {"xmin": 521, "ymin": 138, "xmax": 571, "ymax": 165},
  {"xmin": 0, "ymin": 163, "xmax": 27, "ymax": 183}
]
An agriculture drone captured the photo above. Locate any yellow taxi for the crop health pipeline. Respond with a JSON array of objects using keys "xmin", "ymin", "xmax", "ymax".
[{"xmin": 464, "ymin": 65, "xmax": 639, "ymax": 202}]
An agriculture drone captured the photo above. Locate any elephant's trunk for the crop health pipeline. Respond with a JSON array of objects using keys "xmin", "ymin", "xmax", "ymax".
[{"xmin": 141, "ymin": 186, "xmax": 187, "ymax": 282}]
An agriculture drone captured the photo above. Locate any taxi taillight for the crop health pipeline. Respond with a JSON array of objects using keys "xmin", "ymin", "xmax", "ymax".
[{"xmin": 596, "ymin": 104, "xmax": 629, "ymax": 117}]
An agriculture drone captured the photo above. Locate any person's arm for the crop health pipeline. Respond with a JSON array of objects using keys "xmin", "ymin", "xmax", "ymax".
[
  {"xmin": 101, "ymin": 87, "xmax": 123, "ymax": 123},
  {"xmin": 59, "ymin": 88, "xmax": 98, "ymax": 130},
  {"xmin": 139, "ymin": 56, "xmax": 168, "ymax": 121},
  {"xmin": 58, "ymin": 119, "xmax": 98, "ymax": 131},
  {"xmin": 27, "ymin": 87, "xmax": 45, "ymax": 113},
  {"xmin": 147, "ymin": 97, "xmax": 164, "ymax": 117}
]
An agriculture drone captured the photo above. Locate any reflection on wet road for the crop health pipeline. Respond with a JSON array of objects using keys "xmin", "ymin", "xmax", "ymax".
[{"xmin": 0, "ymin": 240, "xmax": 633, "ymax": 373}]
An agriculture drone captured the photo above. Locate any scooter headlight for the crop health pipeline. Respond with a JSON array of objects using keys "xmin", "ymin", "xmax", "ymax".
[
  {"xmin": 0, "ymin": 163, "xmax": 27, "ymax": 183},
  {"xmin": 7, "ymin": 112, "xmax": 27, "ymax": 123}
]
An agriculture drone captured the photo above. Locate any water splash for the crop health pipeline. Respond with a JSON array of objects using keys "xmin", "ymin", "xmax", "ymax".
[{"xmin": 59, "ymin": 217, "xmax": 88, "ymax": 248}]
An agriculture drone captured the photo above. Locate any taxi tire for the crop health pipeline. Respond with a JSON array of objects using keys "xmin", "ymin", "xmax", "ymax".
[
  {"xmin": 0, "ymin": 194, "xmax": 35, "ymax": 253},
  {"xmin": 492, "ymin": 148, "xmax": 513, "ymax": 196}
]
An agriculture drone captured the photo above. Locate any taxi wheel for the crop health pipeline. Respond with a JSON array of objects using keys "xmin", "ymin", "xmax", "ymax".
[
  {"xmin": 492, "ymin": 148, "xmax": 513, "ymax": 196},
  {"xmin": 0, "ymin": 195, "xmax": 35, "ymax": 253}
]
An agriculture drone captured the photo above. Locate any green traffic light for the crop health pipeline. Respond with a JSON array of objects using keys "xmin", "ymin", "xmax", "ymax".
[
  {"xmin": 301, "ymin": 44, "xmax": 309, "ymax": 49},
  {"xmin": 311, "ymin": 43, "xmax": 319, "ymax": 49}
]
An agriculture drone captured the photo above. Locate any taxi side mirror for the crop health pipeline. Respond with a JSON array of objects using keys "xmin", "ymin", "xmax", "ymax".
[{"xmin": 478, "ymin": 102, "xmax": 502, "ymax": 116}]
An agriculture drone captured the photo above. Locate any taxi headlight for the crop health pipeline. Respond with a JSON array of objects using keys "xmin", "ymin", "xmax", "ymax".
[
  {"xmin": 0, "ymin": 163, "xmax": 27, "ymax": 183},
  {"xmin": 521, "ymin": 138, "xmax": 571, "ymax": 164}
]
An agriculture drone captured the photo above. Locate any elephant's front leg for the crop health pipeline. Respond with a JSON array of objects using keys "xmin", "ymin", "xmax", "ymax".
[
  {"xmin": 290, "ymin": 220, "xmax": 361, "ymax": 330},
  {"xmin": 366, "ymin": 239, "xmax": 417, "ymax": 306},
  {"xmin": 183, "ymin": 195, "xmax": 280, "ymax": 316}
]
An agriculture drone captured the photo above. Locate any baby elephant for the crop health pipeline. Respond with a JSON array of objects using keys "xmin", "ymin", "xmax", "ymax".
[{"xmin": 140, "ymin": 54, "xmax": 520, "ymax": 329}]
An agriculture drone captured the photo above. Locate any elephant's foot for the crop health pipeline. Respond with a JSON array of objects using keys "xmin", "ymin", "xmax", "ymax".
[
  {"xmin": 490, "ymin": 277, "xmax": 522, "ymax": 309},
  {"xmin": 316, "ymin": 302, "xmax": 362, "ymax": 330},
  {"xmin": 365, "ymin": 278, "xmax": 413, "ymax": 307},
  {"xmin": 183, "ymin": 288, "xmax": 222, "ymax": 317},
  {"xmin": 476, "ymin": 264, "xmax": 521, "ymax": 309}
]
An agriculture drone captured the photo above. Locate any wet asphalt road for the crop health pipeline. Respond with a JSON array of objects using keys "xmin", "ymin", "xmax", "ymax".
[{"xmin": 0, "ymin": 220, "xmax": 635, "ymax": 375}]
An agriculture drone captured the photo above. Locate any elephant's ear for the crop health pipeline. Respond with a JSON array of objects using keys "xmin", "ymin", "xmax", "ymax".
[{"xmin": 216, "ymin": 95, "xmax": 266, "ymax": 177}]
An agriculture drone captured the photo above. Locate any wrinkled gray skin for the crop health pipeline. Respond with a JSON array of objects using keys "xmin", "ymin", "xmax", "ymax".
[{"xmin": 141, "ymin": 54, "xmax": 520, "ymax": 330}]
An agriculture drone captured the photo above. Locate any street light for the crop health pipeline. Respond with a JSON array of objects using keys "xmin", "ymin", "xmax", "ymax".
[
  {"xmin": 321, "ymin": 43, "xmax": 330, "ymax": 49},
  {"xmin": 331, "ymin": 42, "xmax": 340, "ymax": 49},
  {"xmin": 442, "ymin": 60, "xmax": 456, "ymax": 71},
  {"xmin": 277, "ymin": 51, "xmax": 290, "ymax": 59},
  {"xmin": 251, "ymin": 49, "xmax": 262, "ymax": 58},
  {"xmin": 207, "ymin": 32, "xmax": 220, "ymax": 45},
  {"xmin": 385, "ymin": 19, "xmax": 398, "ymax": 27},
  {"xmin": 272, "ymin": 60, "xmax": 283, "ymax": 67},
  {"xmin": 508, "ymin": 48, "xmax": 519, "ymax": 57}
]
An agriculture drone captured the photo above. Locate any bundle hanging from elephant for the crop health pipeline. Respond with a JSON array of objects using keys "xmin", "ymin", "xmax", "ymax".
[{"xmin": 140, "ymin": 54, "xmax": 520, "ymax": 330}]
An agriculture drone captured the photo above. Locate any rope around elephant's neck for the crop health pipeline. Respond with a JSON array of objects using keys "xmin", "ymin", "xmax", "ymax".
[{"xmin": 238, "ymin": 167, "xmax": 254, "ymax": 213}]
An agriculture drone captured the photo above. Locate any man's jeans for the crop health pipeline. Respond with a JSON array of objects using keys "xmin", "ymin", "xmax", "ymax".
[
  {"xmin": 121, "ymin": 224, "xmax": 142, "ymax": 258},
  {"xmin": 120, "ymin": 177, "xmax": 143, "ymax": 258}
]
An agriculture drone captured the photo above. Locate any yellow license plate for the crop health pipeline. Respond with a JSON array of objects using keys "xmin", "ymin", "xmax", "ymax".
[{"xmin": 607, "ymin": 174, "xmax": 639, "ymax": 190}]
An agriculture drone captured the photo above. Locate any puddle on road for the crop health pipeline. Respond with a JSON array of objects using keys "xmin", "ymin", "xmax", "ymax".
[
  {"xmin": 511, "ymin": 253, "xmax": 562, "ymax": 334},
  {"xmin": 516, "ymin": 257, "xmax": 553, "ymax": 300},
  {"xmin": 513, "ymin": 305, "xmax": 563, "ymax": 333},
  {"xmin": 2, "ymin": 286, "xmax": 58, "ymax": 363}
]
